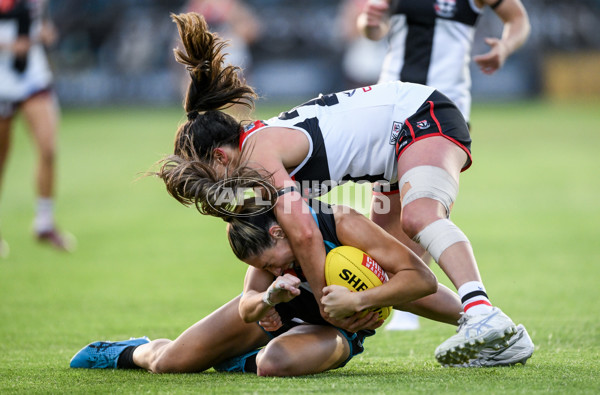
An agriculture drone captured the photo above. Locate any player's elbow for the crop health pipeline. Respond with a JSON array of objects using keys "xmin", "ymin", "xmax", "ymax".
[
  {"xmin": 419, "ymin": 270, "xmax": 438, "ymax": 297},
  {"xmin": 295, "ymin": 224, "xmax": 317, "ymax": 244},
  {"xmin": 238, "ymin": 304, "xmax": 258, "ymax": 324}
]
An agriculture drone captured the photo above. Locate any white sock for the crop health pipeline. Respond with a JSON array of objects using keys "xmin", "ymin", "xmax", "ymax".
[
  {"xmin": 458, "ymin": 281, "xmax": 493, "ymax": 315},
  {"xmin": 34, "ymin": 198, "xmax": 55, "ymax": 233}
]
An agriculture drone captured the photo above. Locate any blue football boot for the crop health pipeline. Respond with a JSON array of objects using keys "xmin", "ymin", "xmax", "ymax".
[
  {"xmin": 213, "ymin": 349, "xmax": 260, "ymax": 373},
  {"xmin": 70, "ymin": 336, "xmax": 150, "ymax": 368}
]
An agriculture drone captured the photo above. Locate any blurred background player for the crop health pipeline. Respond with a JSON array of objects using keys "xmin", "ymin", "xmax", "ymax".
[
  {"xmin": 0, "ymin": 0, "xmax": 74, "ymax": 254},
  {"xmin": 357, "ymin": 0, "xmax": 530, "ymax": 330},
  {"xmin": 336, "ymin": 0, "xmax": 387, "ymax": 88}
]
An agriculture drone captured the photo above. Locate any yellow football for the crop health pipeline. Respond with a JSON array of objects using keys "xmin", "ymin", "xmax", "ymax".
[{"xmin": 324, "ymin": 246, "xmax": 392, "ymax": 321}]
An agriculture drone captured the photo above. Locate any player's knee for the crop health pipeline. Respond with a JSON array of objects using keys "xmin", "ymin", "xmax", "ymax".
[
  {"xmin": 399, "ymin": 165, "xmax": 459, "ymax": 238},
  {"xmin": 255, "ymin": 342, "xmax": 292, "ymax": 377},
  {"xmin": 37, "ymin": 145, "xmax": 55, "ymax": 167},
  {"xmin": 411, "ymin": 218, "xmax": 470, "ymax": 263},
  {"xmin": 400, "ymin": 208, "xmax": 431, "ymax": 239}
]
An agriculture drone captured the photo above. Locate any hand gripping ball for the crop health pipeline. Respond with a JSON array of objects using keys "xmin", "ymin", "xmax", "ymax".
[{"xmin": 325, "ymin": 246, "xmax": 392, "ymax": 320}]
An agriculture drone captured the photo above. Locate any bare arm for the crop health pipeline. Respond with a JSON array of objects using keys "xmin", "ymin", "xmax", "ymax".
[
  {"xmin": 229, "ymin": 0, "xmax": 260, "ymax": 44},
  {"xmin": 473, "ymin": 0, "xmax": 531, "ymax": 74},
  {"xmin": 321, "ymin": 206, "xmax": 438, "ymax": 319},
  {"xmin": 246, "ymin": 129, "xmax": 329, "ymax": 319},
  {"xmin": 357, "ymin": 0, "xmax": 391, "ymax": 41}
]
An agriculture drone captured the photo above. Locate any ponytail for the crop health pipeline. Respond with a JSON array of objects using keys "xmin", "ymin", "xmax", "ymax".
[
  {"xmin": 154, "ymin": 13, "xmax": 275, "ymax": 225},
  {"xmin": 171, "ymin": 12, "xmax": 257, "ymax": 114}
]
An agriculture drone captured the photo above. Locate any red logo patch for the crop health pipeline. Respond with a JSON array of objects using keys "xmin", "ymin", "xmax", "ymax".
[{"xmin": 361, "ymin": 254, "xmax": 388, "ymax": 283}]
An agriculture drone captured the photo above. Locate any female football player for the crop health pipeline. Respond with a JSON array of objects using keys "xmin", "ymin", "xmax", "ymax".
[
  {"xmin": 356, "ymin": 0, "xmax": 530, "ymax": 332},
  {"xmin": 0, "ymin": 0, "xmax": 73, "ymax": 253},
  {"xmin": 70, "ymin": 199, "xmax": 466, "ymax": 376},
  {"xmin": 155, "ymin": 12, "xmax": 530, "ymax": 365}
]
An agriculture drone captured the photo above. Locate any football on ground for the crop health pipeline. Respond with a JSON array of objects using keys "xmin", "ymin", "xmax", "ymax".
[{"xmin": 325, "ymin": 246, "xmax": 392, "ymax": 320}]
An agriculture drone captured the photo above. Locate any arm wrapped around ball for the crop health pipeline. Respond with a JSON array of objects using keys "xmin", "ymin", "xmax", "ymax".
[{"xmin": 321, "ymin": 206, "xmax": 438, "ymax": 320}]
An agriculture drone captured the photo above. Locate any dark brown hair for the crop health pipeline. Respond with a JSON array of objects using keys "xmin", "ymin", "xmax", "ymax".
[
  {"xmin": 155, "ymin": 13, "xmax": 272, "ymax": 218},
  {"xmin": 226, "ymin": 200, "xmax": 279, "ymax": 260}
]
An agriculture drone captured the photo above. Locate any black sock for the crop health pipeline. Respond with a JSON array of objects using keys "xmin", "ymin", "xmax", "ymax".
[
  {"xmin": 117, "ymin": 345, "xmax": 142, "ymax": 369},
  {"xmin": 244, "ymin": 353, "xmax": 258, "ymax": 373}
]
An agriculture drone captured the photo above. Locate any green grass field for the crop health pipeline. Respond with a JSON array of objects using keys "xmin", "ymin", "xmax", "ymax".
[{"xmin": 1, "ymin": 99, "xmax": 599, "ymax": 394}]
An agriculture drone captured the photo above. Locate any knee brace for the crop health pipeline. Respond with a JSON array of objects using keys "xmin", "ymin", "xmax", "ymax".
[
  {"xmin": 412, "ymin": 219, "xmax": 469, "ymax": 262},
  {"xmin": 398, "ymin": 166, "xmax": 458, "ymax": 217}
]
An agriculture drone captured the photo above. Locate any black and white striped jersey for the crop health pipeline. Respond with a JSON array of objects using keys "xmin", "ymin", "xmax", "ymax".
[{"xmin": 379, "ymin": 0, "xmax": 483, "ymax": 121}]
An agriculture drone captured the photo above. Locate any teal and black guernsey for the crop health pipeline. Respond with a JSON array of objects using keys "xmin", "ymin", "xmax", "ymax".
[{"xmin": 271, "ymin": 200, "xmax": 354, "ymax": 333}]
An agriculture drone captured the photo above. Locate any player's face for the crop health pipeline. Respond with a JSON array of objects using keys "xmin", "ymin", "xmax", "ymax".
[{"xmin": 244, "ymin": 238, "xmax": 296, "ymax": 277}]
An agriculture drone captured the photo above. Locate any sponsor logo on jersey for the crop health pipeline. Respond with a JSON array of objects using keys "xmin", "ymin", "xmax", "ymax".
[
  {"xmin": 239, "ymin": 120, "xmax": 267, "ymax": 150},
  {"xmin": 416, "ymin": 120, "xmax": 430, "ymax": 130},
  {"xmin": 389, "ymin": 121, "xmax": 403, "ymax": 145},
  {"xmin": 434, "ymin": 0, "xmax": 457, "ymax": 18}
]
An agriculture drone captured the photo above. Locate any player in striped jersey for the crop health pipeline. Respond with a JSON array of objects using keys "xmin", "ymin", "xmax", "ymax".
[
  {"xmin": 357, "ymin": 0, "xmax": 530, "ymax": 331},
  {"xmin": 358, "ymin": 0, "xmax": 530, "ymax": 123},
  {"xmin": 0, "ymin": 0, "xmax": 73, "ymax": 253}
]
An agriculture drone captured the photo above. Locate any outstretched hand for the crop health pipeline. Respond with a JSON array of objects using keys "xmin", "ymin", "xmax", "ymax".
[
  {"xmin": 473, "ymin": 37, "xmax": 508, "ymax": 75},
  {"xmin": 362, "ymin": 0, "xmax": 390, "ymax": 27}
]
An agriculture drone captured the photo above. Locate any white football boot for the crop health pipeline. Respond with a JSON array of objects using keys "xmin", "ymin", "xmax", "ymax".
[
  {"xmin": 435, "ymin": 307, "xmax": 518, "ymax": 366},
  {"xmin": 466, "ymin": 324, "xmax": 534, "ymax": 367}
]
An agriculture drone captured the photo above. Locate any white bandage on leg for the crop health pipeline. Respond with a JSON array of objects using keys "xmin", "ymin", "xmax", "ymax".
[
  {"xmin": 399, "ymin": 166, "xmax": 458, "ymax": 217},
  {"xmin": 412, "ymin": 219, "xmax": 469, "ymax": 262}
]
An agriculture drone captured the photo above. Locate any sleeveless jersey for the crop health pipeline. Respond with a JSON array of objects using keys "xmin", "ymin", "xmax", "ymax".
[
  {"xmin": 240, "ymin": 81, "xmax": 435, "ymax": 197},
  {"xmin": 0, "ymin": 0, "xmax": 53, "ymax": 102},
  {"xmin": 272, "ymin": 200, "xmax": 376, "ymax": 349},
  {"xmin": 378, "ymin": 0, "xmax": 483, "ymax": 121}
]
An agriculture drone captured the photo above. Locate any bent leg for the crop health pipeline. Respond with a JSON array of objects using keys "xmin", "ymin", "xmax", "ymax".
[
  {"xmin": 21, "ymin": 93, "xmax": 59, "ymax": 199},
  {"xmin": 399, "ymin": 138, "xmax": 518, "ymax": 364},
  {"xmin": 397, "ymin": 136, "xmax": 482, "ymax": 288},
  {"xmin": 134, "ymin": 295, "xmax": 270, "ymax": 373},
  {"xmin": 256, "ymin": 325, "xmax": 349, "ymax": 377},
  {"xmin": 0, "ymin": 116, "xmax": 12, "ymax": 256}
]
